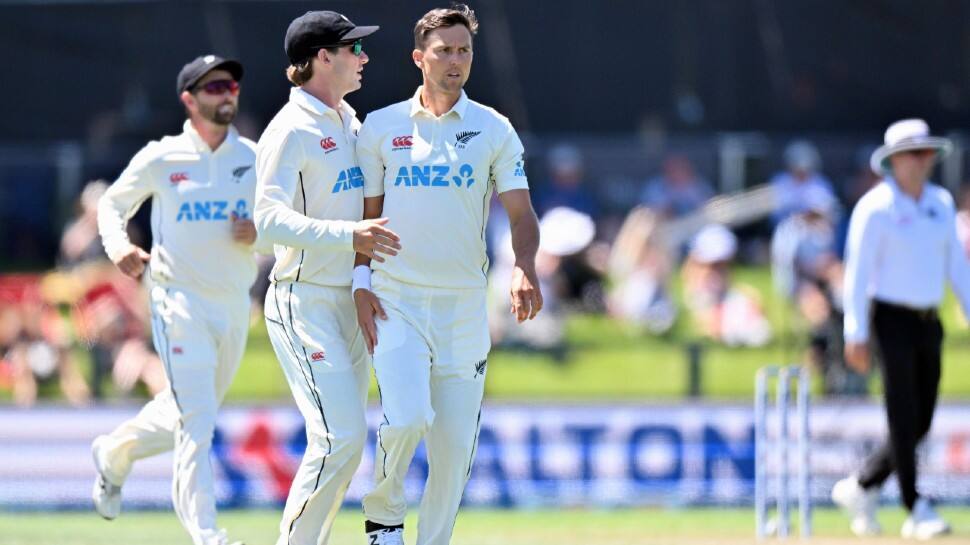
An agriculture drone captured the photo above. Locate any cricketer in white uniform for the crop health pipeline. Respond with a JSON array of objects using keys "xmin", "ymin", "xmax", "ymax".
[
  {"xmin": 92, "ymin": 55, "xmax": 260, "ymax": 545},
  {"xmin": 353, "ymin": 6, "xmax": 542, "ymax": 545},
  {"xmin": 254, "ymin": 11, "xmax": 399, "ymax": 545}
]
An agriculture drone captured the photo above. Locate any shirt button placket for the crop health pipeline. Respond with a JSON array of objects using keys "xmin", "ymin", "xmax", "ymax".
[{"xmin": 433, "ymin": 117, "xmax": 442, "ymax": 154}]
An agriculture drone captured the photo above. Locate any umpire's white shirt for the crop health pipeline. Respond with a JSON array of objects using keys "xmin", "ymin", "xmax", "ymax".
[
  {"xmin": 843, "ymin": 177, "xmax": 970, "ymax": 342},
  {"xmin": 98, "ymin": 120, "xmax": 258, "ymax": 296},
  {"xmin": 356, "ymin": 87, "xmax": 529, "ymax": 289},
  {"xmin": 255, "ymin": 87, "xmax": 363, "ymax": 287}
]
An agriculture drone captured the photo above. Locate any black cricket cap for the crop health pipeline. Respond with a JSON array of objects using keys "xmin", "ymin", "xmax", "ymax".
[
  {"xmin": 284, "ymin": 11, "xmax": 379, "ymax": 64},
  {"xmin": 176, "ymin": 54, "xmax": 244, "ymax": 95}
]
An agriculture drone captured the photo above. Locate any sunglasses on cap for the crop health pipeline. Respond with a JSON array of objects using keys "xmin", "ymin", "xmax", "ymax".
[{"xmin": 193, "ymin": 79, "xmax": 240, "ymax": 96}]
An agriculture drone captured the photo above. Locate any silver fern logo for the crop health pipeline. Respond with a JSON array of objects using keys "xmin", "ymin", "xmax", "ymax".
[
  {"xmin": 455, "ymin": 130, "xmax": 481, "ymax": 149},
  {"xmin": 232, "ymin": 165, "xmax": 252, "ymax": 183},
  {"xmin": 474, "ymin": 359, "xmax": 487, "ymax": 377}
]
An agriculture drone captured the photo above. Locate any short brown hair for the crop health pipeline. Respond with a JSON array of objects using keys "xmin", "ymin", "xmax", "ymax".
[{"xmin": 413, "ymin": 4, "xmax": 479, "ymax": 49}]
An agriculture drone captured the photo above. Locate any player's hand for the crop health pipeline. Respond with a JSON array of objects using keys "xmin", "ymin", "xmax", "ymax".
[
  {"xmin": 509, "ymin": 263, "xmax": 543, "ymax": 323},
  {"xmin": 113, "ymin": 245, "xmax": 151, "ymax": 279},
  {"xmin": 354, "ymin": 288, "xmax": 387, "ymax": 355},
  {"xmin": 352, "ymin": 218, "xmax": 401, "ymax": 263},
  {"xmin": 844, "ymin": 342, "xmax": 870, "ymax": 374},
  {"xmin": 230, "ymin": 212, "xmax": 257, "ymax": 245}
]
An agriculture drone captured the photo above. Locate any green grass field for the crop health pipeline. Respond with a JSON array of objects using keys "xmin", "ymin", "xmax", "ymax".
[
  {"xmin": 225, "ymin": 267, "xmax": 970, "ymax": 402},
  {"xmin": 3, "ymin": 507, "xmax": 970, "ymax": 544}
]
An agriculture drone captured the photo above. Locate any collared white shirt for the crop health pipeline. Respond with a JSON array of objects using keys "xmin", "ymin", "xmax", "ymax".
[
  {"xmin": 843, "ymin": 177, "xmax": 970, "ymax": 342},
  {"xmin": 98, "ymin": 120, "xmax": 259, "ymax": 296},
  {"xmin": 255, "ymin": 87, "xmax": 363, "ymax": 287},
  {"xmin": 356, "ymin": 87, "xmax": 529, "ymax": 289}
]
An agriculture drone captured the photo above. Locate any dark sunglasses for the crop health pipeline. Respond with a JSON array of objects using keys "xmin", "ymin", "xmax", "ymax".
[
  {"xmin": 317, "ymin": 39, "xmax": 363, "ymax": 57},
  {"xmin": 343, "ymin": 39, "xmax": 363, "ymax": 56},
  {"xmin": 193, "ymin": 79, "xmax": 240, "ymax": 96},
  {"xmin": 901, "ymin": 148, "xmax": 936, "ymax": 158}
]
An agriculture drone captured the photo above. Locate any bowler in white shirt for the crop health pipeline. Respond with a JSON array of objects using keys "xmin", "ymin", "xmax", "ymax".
[{"xmin": 352, "ymin": 5, "xmax": 542, "ymax": 545}]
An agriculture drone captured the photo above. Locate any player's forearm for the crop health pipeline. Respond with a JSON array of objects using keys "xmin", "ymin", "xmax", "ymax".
[
  {"xmin": 509, "ymin": 210, "xmax": 540, "ymax": 269},
  {"xmin": 254, "ymin": 196, "xmax": 354, "ymax": 251},
  {"xmin": 355, "ymin": 196, "xmax": 385, "ymax": 267},
  {"xmin": 97, "ymin": 196, "xmax": 137, "ymax": 262}
]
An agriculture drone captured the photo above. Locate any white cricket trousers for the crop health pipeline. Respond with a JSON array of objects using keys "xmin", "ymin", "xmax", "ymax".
[
  {"xmin": 264, "ymin": 281, "xmax": 370, "ymax": 545},
  {"xmin": 362, "ymin": 273, "xmax": 489, "ymax": 545},
  {"xmin": 98, "ymin": 285, "xmax": 249, "ymax": 545}
]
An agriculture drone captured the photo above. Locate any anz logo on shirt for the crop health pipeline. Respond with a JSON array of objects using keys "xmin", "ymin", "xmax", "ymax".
[
  {"xmin": 393, "ymin": 164, "xmax": 476, "ymax": 188},
  {"xmin": 176, "ymin": 199, "xmax": 249, "ymax": 222},
  {"xmin": 332, "ymin": 167, "xmax": 364, "ymax": 194}
]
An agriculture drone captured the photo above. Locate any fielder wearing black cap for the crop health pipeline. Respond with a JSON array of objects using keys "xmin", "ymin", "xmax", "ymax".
[
  {"xmin": 176, "ymin": 54, "xmax": 244, "ymax": 95},
  {"xmin": 284, "ymin": 10, "xmax": 379, "ymax": 64}
]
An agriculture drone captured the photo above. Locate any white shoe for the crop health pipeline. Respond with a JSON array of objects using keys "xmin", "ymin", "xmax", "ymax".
[
  {"xmin": 91, "ymin": 435, "xmax": 122, "ymax": 520},
  {"xmin": 366, "ymin": 528, "xmax": 404, "ymax": 545},
  {"xmin": 831, "ymin": 475, "xmax": 881, "ymax": 536},
  {"xmin": 901, "ymin": 498, "xmax": 950, "ymax": 540}
]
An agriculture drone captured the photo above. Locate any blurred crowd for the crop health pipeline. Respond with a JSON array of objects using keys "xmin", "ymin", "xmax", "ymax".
[
  {"xmin": 0, "ymin": 182, "xmax": 165, "ymax": 407},
  {"xmin": 4, "ymin": 140, "xmax": 970, "ymax": 405},
  {"xmin": 488, "ymin": 139, "xmax": 970, "ymax": 396}
]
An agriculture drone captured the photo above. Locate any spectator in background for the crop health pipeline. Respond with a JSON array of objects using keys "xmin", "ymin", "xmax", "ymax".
[
  {"xmin": 771, "ymin": 186, "xmax": 866, "ymax": 395},
  {"xmin": 71, "ymin": 266, "xmax": 166, "ymax": 399},
  {"xmin": 836, "ymin": 145, "xmax": 882, "ymax": 257},
  {"xmin": 682, "ymin": 224, "xmax": 771, "ymax": 346},
  {"xmin": 639, "ymin": 153, "xmax": 714, "ymax": 218},
  {"xmin": 8, "ymin": 291, "xmax": 89, "ymax": 407},
  {"xmin": 607, "ymin": 207, "xmax": 678, "ymax": 334},
  {"xmin": 489, "ymin": 207, "xmax": 598, "ymax": 359},
  {"xmin": 535, "ymin": 144, "xmax": 598, "ymax": 218},
  {"xmin": 770, "ymin": 140, "xmax": 836, "ymax": 224},
  {"xmin": 59, "ymin": 181, "xmax": 112, "ymax": 268},
  {"xmin": 57, "ymin": 181, "xmax": 162, "ymax": 399}
]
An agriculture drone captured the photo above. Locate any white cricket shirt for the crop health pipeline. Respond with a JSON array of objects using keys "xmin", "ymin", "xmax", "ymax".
[
  {"xmin": 255, "ymin": 87, "xmax": 364, "ymax": 287},
  {"xmin": 843, "ymin": 178, "xmax": 970, "ymax": 342},
  {"xmin": 98, "ymin": 120, "xmax": 259, "ymax": 297},
  {"xmin": 356, "ymin": 87, "xmax": 529, "ymax": 289}
]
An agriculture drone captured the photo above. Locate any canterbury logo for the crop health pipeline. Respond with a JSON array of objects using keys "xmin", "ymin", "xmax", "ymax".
[
  {"xmin": 169, "ymin": 172, "xmax": 189, "ymax": 184},
  {"xmin": 392, "ymin": 136, "xmax": 413, "ymax": 149},
  {"xmin": 311, "ymin": 351, "xmax": 325, "ymax": 362},
  {"xmin": 320, "ymin": 137, "xmax": 337, "ymax": 150},
  {"xmin": 455, "ymin": 131, "xmax": 482, "ymax": 147}
]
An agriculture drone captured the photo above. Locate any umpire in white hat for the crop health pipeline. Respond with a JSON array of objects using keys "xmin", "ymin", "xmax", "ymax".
[{"xmin": 832, "ymin": 119, "xmax": 970, "ymax": 539}]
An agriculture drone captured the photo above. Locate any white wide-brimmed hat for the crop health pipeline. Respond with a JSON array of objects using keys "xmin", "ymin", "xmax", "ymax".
[
  {"xmin": 538, "ymin": 206, "xmax": 596, "ymax": 256},
  {"xmin": 869, "ymin": 118, "xmax": 952, "ymax": 174},
  {"xmin": 690, "ymin": 224, "xmax": 737, "ymax": 264}
]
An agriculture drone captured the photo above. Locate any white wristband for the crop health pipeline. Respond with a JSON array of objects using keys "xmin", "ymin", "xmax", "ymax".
[{"xmin": 352, "ymin": 265, "xmax": 372, "ymax": 294}]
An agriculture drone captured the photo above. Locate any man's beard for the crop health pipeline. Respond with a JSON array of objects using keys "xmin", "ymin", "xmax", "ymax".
[{"xmin": 199, "ymin": 101, "xmax": 236, "ymax": 125}]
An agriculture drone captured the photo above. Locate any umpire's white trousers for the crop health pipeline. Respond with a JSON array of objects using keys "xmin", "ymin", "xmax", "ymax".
[
  {"xmin": 265, "ymin": 281, "xmax": 370, "ymax": 545},
  {"xmin": 362, "ymin": 274, "xmax": 489, "ymax": 545},
  {"xmin": 98, "ymin": 285, "xmax": 249, "ymax": 545}
]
